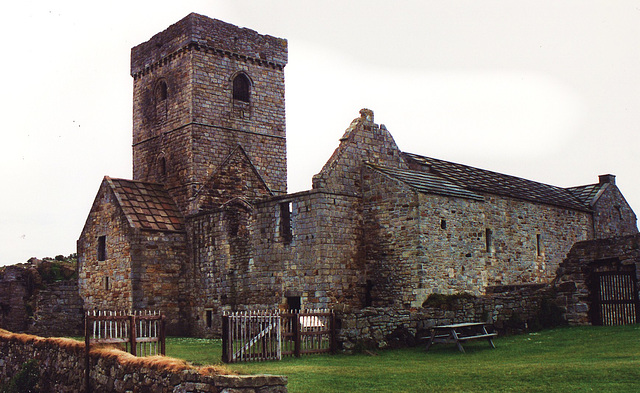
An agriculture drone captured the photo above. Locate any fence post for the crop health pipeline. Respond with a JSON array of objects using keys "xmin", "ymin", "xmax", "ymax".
[
  {"xmin": 294, "ymin": 311, "xmax": 301, "ymax": 358},
  {"xmin": 330, "ymin": 311, "xmax": 337, "ymax": 354},
  {"xmin": 129, "ymin": 314, "xmax": 137, "ymax": 356},
  {"xmin": 160, "ymin": 314, "xmax": 166, "ymax": 356},
  {"xmin": 222, "ymin": 314, "xmax": 230, "ymax": 363},
  {"xmin": 84, "ymin": 312, "xmax": 91, "ymax": 393}
]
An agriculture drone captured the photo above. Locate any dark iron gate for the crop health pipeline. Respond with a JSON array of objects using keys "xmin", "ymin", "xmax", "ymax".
[{"xmin": 592, "ymin": 271, "xmax": 640, "ymax": 326}]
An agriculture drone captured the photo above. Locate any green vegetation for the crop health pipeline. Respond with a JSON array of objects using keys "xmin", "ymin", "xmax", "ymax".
[
  {"xmin": 421, "ymin": 292, "xmax": 476, "ymax": 309},
  {"xmin": 166, "ymin": 324, "xmax": 640, "ymax": 392},
  {"xmin": 0, "ymin": 359, "xmax": 39, "ymax": 393},
  {"xmin": 36, "ymin": 255, "xmax": 77, "ymax": 283}
]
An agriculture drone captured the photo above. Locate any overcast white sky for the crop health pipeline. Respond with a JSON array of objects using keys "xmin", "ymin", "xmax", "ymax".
[{"xmin": 1, "ymin": 0, "xmax": 639, "ymax": 265}]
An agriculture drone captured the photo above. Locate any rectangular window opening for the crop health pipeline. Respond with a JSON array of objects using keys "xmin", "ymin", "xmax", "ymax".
[
  {"xmin": 279, "ymin": 202, "xmax": 292, "ymax": 244},
  {"xmin": 205, "ymin": 309, "xmax": 213, "ymax": 329},
  {"xmin": 104, "ymin": 276, "xmax": 110, "ymax": 291},
  {"xmin": 286, "ymin": 296, "xmax": 301, "ymax": 311},
  {"xmin": 536, "ymin": 234, "xmax": 543, "ymax": 257},
  {"xmin": 97, "ymin": 236, "xmax": 106, "ymax": 261},
  {"xmin": 485, "ymin": 228, "xmax": 493, "ymax": 253}
]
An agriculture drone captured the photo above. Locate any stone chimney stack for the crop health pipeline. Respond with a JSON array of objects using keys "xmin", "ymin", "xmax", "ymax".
[{"xmin": 599, "ymin": 174, "xmax": 616, "ymax": 185}]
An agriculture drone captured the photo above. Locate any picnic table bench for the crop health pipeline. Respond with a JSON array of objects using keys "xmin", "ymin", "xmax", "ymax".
[{"xmin": 425, "ymin": 322, "xmax": 497, "ymax": 353}]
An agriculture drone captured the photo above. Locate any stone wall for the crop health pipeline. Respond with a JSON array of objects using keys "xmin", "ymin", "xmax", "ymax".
[
  {"xmin": 361, "ymin": 163, "xmax": 593, "ymax": 308},
  {"xmin": 78, "ymin": 181, "xmax": 135, "ymax": 312},
  {"xmin": 555, "ymin": 233, "xmax": 640, "ymax": 325},
  {"xmin": 0, "ymin": 265, "xmax": 33, "ymax": 333},
  {"xmin": 131, "ymin": 13, "xmax": 288, "ymax": 214},
  {"xmin": 0, "ymin": 329, "xmax": 287, "ymax": 392},
  {"xmin": 336, "ymin": 284, "xmax": 556, "ymax": 352},
  {"xmin": 0, "ymin": 262, "xmax": 83, "ymax": 337},
  {"xmin": 188, "ymin": 189, "xmax": 365, "ymax": 337},
  {"xmin": 30, "ymin": 280, "xmax": 84, "ymax": 337},
  {"xmin": 592, "ymin": 176, "xmax": 638, "ymax": 239}
]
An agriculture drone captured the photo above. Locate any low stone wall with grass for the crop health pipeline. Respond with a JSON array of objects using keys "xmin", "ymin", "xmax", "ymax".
[
  {"xmin": 335, "ymin": 284, "xmax": 563, "ymax": 352},
  {"xmin": 0, "ymin": 329, "xmax": 287, "ymax": 392}
]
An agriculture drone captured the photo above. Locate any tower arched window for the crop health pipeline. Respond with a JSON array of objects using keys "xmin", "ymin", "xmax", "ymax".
[
  {"xmin": 158, "ymin": 156, "xmax": 167, "ymax": 177},
  {"xmin": 232, "ymin": 73, "xmax": 251, "ymax": 102},
  {"xmin": 156, "ymin": 79, "xmax": 168, "ymax": 101}
]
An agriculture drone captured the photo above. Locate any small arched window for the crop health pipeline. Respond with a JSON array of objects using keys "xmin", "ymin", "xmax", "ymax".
[
  {"xmin": 158, "ymin": 156, "xmax": 167, "ymax": 177},
  {"xmin": 156, "ymin": 79, "xmax": 168, "ymax": 101},
  {"xmin": 232, "ymin": 73, "xmax": 251, "ymax": 102}
]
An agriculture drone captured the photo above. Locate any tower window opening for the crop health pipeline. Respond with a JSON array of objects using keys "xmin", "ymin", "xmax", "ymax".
[
  {"xmin": 97, "ymin": 236, "xmax": 106, "ymax": 261},
  {"xmin": 233, "ymin": 73, "xmax": 251, "ymax": 102},
  {"xmin": 156, "ymin": 80, "xmax": 168, "ymax": 101},
  {"xmin": 279, "ymin": 202, "xmax": 292, "ymax": 244},
  {"xmin": 159, "ymin": 156, "xmax": 167, "ymax": 177}
]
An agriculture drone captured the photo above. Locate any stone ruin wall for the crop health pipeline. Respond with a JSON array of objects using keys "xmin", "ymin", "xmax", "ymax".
[
  {"xmin": 336, "ymin": 284, "xmax": 555, "ymax": 352},
  {"xmin": 555, "ymin": 233, "xmax": 640, "ymax": 325},
  {"xmin": 187, "ymin": 189, "xmax": 364, "ymax": 337},
  {"xmin": 0, "ymin": 329, "xmax": 287, "ymax": 392},
  {"xmin": 0, "ymin": 263, "xmax": 83, "ymax": 337}
]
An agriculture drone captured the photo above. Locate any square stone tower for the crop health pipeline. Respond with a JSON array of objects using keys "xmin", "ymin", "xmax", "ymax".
[{"xmin": 130, "ymin": 13, "xmax": 288, "ymax": 214}]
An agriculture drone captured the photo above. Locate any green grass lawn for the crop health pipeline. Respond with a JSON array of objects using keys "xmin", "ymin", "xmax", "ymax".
[{"xmin": 166, "ymin": 324, "xmax": 640, "ymax": 393}]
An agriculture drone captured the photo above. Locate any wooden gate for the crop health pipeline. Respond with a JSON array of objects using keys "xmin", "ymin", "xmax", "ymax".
[
  {"xmin": 592, "ymin": 272, "xmax": 640, "ymax": 326},
  {"xmin": 222, "ymin": 309, "xmax": 335, "ymax": 363},
  {"xmin": 85, "ymin": 310, "xmax": 166, "ymax": 356}
]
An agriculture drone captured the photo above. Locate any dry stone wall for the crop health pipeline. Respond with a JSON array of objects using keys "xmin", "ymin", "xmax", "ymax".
[
  {"xmin": 0, "ymin": 262, "xmax": 83, "ymax": 337},
  {"xmin": 336, "ymin": 284, "xmax": 556, "ymax": 352},
  {"xmin": 0, "ymin": 329, "xmax": 287, "ymax": 392}
]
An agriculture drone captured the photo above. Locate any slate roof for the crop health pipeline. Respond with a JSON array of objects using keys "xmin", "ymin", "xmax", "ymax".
[
  {"xmin": 402, "ymin": 153, "xmax": 592, "ymax": 211},
  {"xmin": 106, "ymin": 177, "xmax": 185, "ymax": 232},
  {"xmin": 366, "ymin": 163, "xmax": 484, "ymax": 201},
  {"xmin": 566, "ymin": 184, "xmax": 606, "ymax": 207}
]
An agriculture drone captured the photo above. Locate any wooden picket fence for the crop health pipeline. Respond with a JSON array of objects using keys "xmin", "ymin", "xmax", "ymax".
[
  {"xmin": 84, "ymin": 310, "xmax": 166, "ymax": 357},
  {"xmin": 222, "ymin": 309, "xmax": 335, "ymax": 363}
]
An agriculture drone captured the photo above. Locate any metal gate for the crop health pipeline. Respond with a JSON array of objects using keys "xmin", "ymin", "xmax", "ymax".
[{"xmin": 593, "ymin": 271, "xmax": 640, "ymax": 326}]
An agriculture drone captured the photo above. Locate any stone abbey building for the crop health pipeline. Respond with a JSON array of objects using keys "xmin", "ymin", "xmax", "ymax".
[{"xmin": 77, "ymin": 13, "xmax": 637, "ymax": 335}]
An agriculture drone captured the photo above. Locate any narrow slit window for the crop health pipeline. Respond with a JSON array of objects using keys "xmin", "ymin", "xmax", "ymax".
[
  {"xmin": 440, "ymin": 219, "xmax": 447, "ymax": 230},
  {"xmin": 536, "ymin": 234, "xmax": 543, "ymax": 256},
  {"xmin": 279, "ymin": 202, "xmax": 292, "ymax": 244},
  {"xmin": 104, "ymin": 276, "xmax": 110, "ymax": 290},
  {"xmin": 205, "ymin": 309, "xmax": 213, "ymax": 328},
  {"xmin": 97, "ymin": 236, "xmax": 106, "ymax": 261},
  {"xmin": 485, "ymin": 229, "xmax": 493, "ymax": 253},
  {"xmin": 232, "ymin": 73, "xmax": 251, "ymax": 102}
]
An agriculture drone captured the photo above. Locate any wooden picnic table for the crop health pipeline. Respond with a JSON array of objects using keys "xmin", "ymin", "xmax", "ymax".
[{"xmin": 425, "ymin": 322, "xmax": 497, "ymax": 353}]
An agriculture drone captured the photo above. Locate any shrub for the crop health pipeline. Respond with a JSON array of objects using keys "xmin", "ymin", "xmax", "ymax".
[
  {"xmin": 0, "ymin": 359, "xmax": 39, "ymax": 393},
  {"xmin": 422, "ymin": 292, "xmax": 476, "ymax": 310}
]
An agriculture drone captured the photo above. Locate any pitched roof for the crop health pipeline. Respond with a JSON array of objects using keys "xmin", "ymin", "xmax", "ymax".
[
  {"xmin": 106, "ymin": 177, "xmax": 185, "ymax": 232},
  {"xmin": 366, "ymin": 163, "xmax": 484, "ymax": 201},
  {"xmin": 566, "ymin": 183, "xmax": 606, "ymax": 207},
  {"xmin": 402, "ymin": 153, "xmax": 591, "ymax": 211}
]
